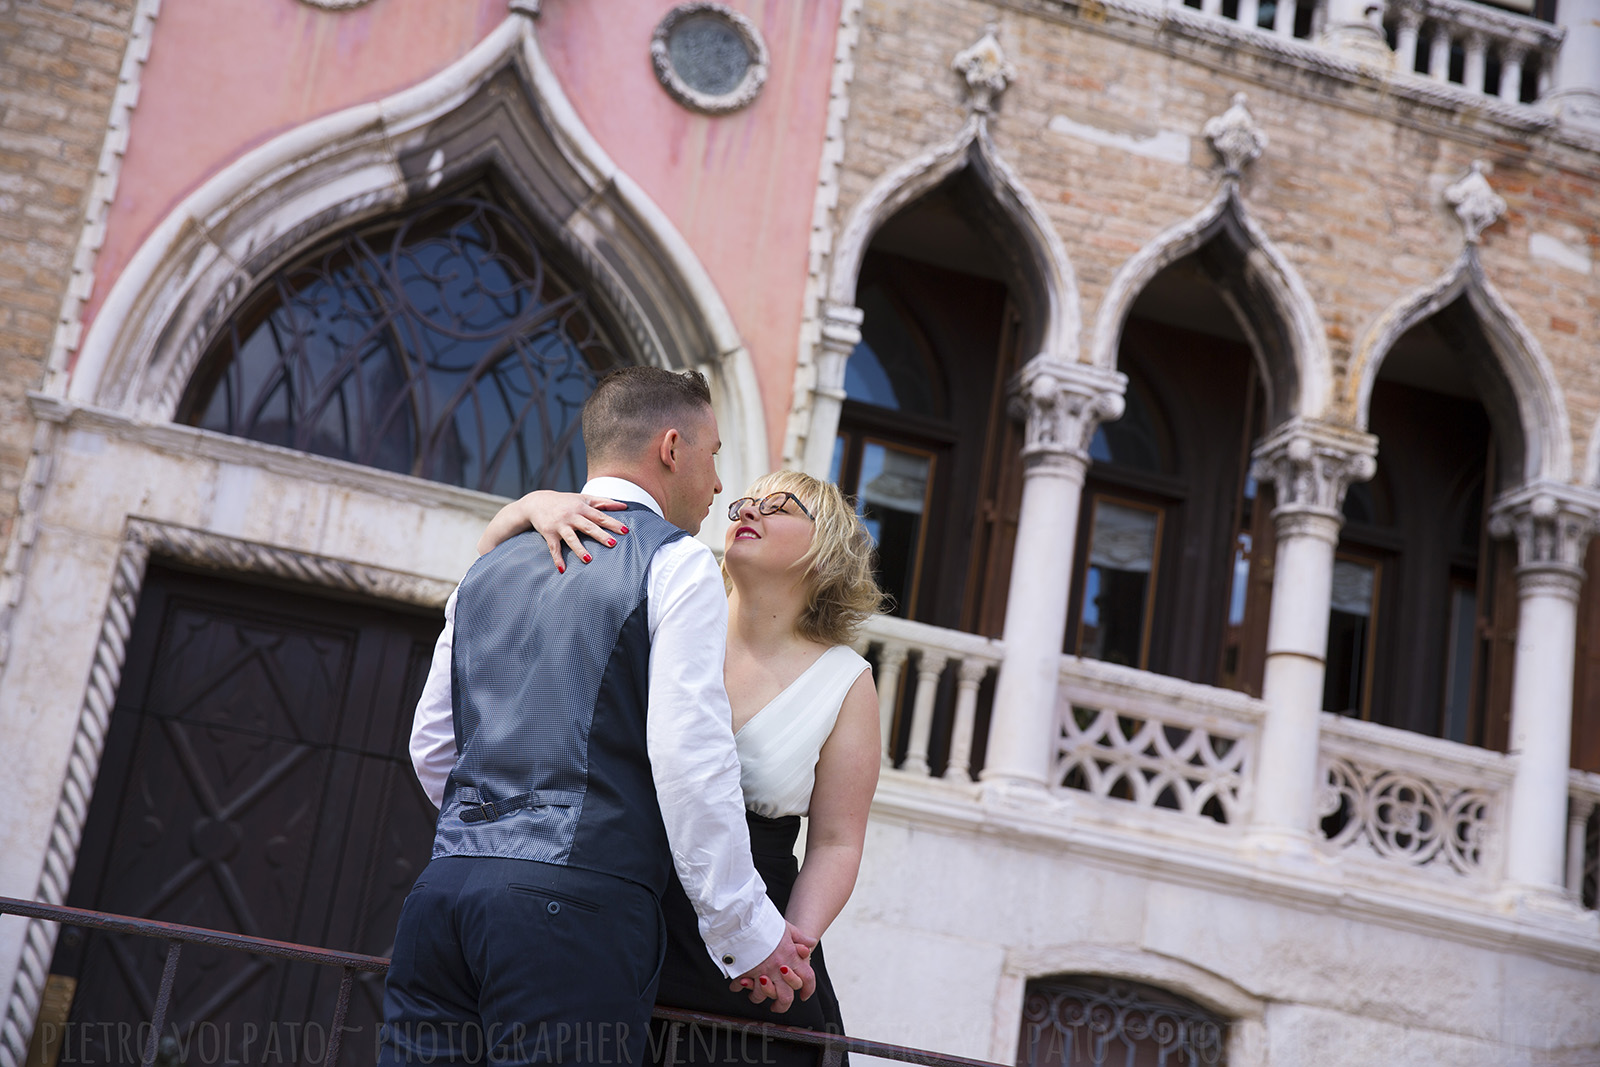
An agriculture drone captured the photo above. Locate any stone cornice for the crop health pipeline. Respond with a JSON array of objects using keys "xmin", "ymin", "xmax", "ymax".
[{"xmin": 867, "ymin": 771, "xmax": 1600, "ymax": 972}]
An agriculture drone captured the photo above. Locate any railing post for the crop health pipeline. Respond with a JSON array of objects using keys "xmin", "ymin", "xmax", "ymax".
[
  {"xmin": 876, "ymin": 642, "xmax": 910, "ymax": 765},
  {"xmin": 943, "ymin": 659, "xmax": 988, "ymax": 781},
  {"xmin": 1246, "ymin": 420, "xmax": 1376, "ymax": 852},
  {"xmin": 1428, "ymin": 25, "xmax": 1452, "ymax": 80},
  {"xmin": 1318, "ymin": 0, "xmax": 1389, "ymax": 57},
  {"xmin": 1567, "ymin": 795, "xmax": 1594, "ymax": 898},
  {"xmin": 1238, "ymin": 0, "xmax": 1262, "ymax": 31},
  {"xmin": 1462, "ymin": 30, "xmax": 1488, "ymax": 94},
  {"xmin": 1273, "ymin": 0, "xmax": 1299, "ymax": 37},
  {"xmin": 1488, "ymin": 486, "xmax": 1599, "ymax": 897},
  {"xmin": 902, "ymin": 651, "xmax": 950, "ymax": 776},
  {"xmin": 983, "ymin": 359, "xmax": 1125, "ymax": 794},
  {"xmin": 1498, "ymin": 43, "xmax": 1527, "ymax": 103},
  {"xmin": 1395, "ymin": 5, "xmax": 1424, "ymax": 73},
  {"xmin": 141, "ymin": 940, "xmax": 183, "ymax": 1067}
]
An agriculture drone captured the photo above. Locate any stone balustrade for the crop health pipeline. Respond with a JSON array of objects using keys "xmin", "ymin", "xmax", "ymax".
[
  {"xmin": 1570, "ymin": 770, "xmax": 1600, "ymax": 910},
  {"xmin": 1054, "ymin": 656, "xmax": 1264, "ymax": 826},
  {"xmin": 1385, "ymin": 0, "xmax": 1564, "ymax": 104},
  {"xmin": 1174, "ymin": 0, "xmax": 1326, "ymax": 41},
  {"xmin": 855, "ymin": 614, "xmax": 1003, "ymax": 780},
  {"xmin": 1316, "ymin": 713, "xmax": 1511, "ymax": 879}
]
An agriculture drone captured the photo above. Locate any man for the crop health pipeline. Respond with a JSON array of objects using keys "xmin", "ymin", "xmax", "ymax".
[{"xmin": 383, "ymin": 367, "xmax": 813, "ymax": 1066}]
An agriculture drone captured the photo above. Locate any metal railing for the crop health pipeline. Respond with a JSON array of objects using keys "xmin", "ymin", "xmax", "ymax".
[{"xmin": 0, "ymin": 897, "xmax": 1004, "ymax": 1067}]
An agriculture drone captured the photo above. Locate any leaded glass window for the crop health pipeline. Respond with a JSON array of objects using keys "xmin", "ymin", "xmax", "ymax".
[
  {"xmin": 1019, "ymin": 975, "xmax": 1227, "ymax": 1067},
  {"xmin": 180, "ymin": 192, "xmax": 623, "ymax": 497}
]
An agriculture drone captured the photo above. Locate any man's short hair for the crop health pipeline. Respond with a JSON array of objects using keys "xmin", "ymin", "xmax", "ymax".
[{"xmin": 582, "ymin": 366, "xmax": 714, "ymax": 464}]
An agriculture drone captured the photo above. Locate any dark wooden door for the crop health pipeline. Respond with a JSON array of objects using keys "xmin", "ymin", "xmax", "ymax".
[{"xmin": 52, "ymin": 565, "xmax": 442, "ymax": 1065}]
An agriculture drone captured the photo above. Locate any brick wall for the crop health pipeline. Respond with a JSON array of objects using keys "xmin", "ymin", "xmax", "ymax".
[
  {"xmin": 836, "ymin": 0, "xmax": 1600, "ymax": 465},
  {"xmin": 0, "ymin": 0, "xmax": 135, "ymax": 550}
]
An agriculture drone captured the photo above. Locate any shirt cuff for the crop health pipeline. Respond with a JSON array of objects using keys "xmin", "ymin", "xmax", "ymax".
[{"xmin": 703, "ymin": 900, "xmax": 788, "ymax": 979}]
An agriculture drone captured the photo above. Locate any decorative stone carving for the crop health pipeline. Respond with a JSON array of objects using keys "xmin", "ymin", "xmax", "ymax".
[
  {"xmin": 651, "ymin": 3, "xmax": 769, "ymax": 115},
  {"xmin": 1444, "ymin": 160, "xmax": 1506, "ymax": 244},
  {"xmin": 952, "ymin": 25, "xmax": 1016, "ymax": 114},
  {"xmin": 1318, "ymin": 755, "xmax": 1496, "ymax": 876},
  {"xmin": 1204, "ymin": 93, "xmax": 1268, "ymax": 178},
  {"xmin": 1487, "ymin": 484, "xmax": 1600, "ymax": 588},
  {"xmin": 296, "ymin": 0, "xmax": 377, "ymax": 9},
  {"xmin": 1250, "ymin": 418, "xmax": 1378, "ymax": 529},
  {"xmin": 814, "ymin": 302, "xmax": 864, "ymax": 402},
  {"xmin": 1007, "ymin": 361, "xmax": 1127, "ymax": 471},
  {"xmin": 508, "ymin": 0, "xmax": 541, "ymax": 15}
]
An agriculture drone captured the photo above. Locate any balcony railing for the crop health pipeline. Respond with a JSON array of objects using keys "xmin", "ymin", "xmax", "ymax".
[
  {"xmin": 857, "ymin": 615, "xmax": 1003, "ymax": 781},
  {"xmin": 1316, "ymin": 713, "xmax": 1509, "ymax": 880},
  {"xmin": 1054, "ymin": 657, "xmax": 1263, "ymax": 827},
  {"xmin": 0, "ymin": 898, "xmax": 1004, "ymax": 1067},
  {"xmin": 1385, "ymin": 0, "xmax": 1563, "ymax": 104},
  {"xmin": 1164, "ymin": 0, "xmax": 1565, "ymax": 108}
]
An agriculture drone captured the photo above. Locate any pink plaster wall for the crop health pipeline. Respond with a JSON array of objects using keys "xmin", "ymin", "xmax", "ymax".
[
  {"xmin": 84, "ymin": 0, "xmax": 842, "ymax": 469},
  {"xmin": 84, "ymin": 0, "xmax": 509, "ymax": 355},
  {"xmin": 537, "ymin": 0, "xmax": 843, "ymax": 466}
]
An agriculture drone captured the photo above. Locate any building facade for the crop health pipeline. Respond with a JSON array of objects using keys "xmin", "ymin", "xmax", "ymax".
[{"xmin": 1, "ymin": 0, "xmax": 1598, "ymax": 1063}]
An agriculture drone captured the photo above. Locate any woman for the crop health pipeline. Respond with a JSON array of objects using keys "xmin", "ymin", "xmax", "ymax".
[{"xmin": 479, "ymin": 471, "xmax": 884, "ymax": 1063}]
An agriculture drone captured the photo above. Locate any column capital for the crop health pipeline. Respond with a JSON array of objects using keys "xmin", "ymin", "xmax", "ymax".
[
  {"xmin": 1006, "ymin": 359, "xmax": 1126, "ymax": 474},
  {"xmin": 1488, "ymin": 483, "xmax": 1600, "ymax": 597},
  {"xmin": 1250, "ymin": 418, "xmax": 1377, "ymax": 528}
]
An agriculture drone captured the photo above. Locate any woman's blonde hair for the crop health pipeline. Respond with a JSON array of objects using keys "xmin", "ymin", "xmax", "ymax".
[{"xmin": 728, "ymin": 471, "xmax": 886, "ymax": 646}]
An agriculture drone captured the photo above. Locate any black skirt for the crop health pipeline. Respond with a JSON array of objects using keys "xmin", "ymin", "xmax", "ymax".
[{"xmin": 650, "ymin": 812, "xmax": 848, "ymax": 1067}]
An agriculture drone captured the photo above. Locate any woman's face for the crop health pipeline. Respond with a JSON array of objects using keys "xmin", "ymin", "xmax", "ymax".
[{"xmin": 723, "ymin": 491, "xmax": 816, "ymax": 581}]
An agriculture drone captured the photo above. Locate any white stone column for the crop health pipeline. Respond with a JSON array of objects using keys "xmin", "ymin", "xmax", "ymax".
[
  {"xmin": 1489, "ymin": 486, "xmax": 1600, "ymax": 894},
  {"xmin": 981, "ymin": 360, "xmax": 1125, "ymax": 792},
  {"xmin": 799, "ymin": 302, "xmax": 864, "ymax": 478},
  {"xmin": 1548, "ymin": 0, "xmax": 1600, "ymax": 131},
  {"xmin": 1246, "ymin": 419, "xmax": 1376, "ymax": 848}
]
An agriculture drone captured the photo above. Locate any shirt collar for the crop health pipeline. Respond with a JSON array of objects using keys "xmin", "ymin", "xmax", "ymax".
[{"xmin": 582, "ymin": 477, "xmax": 664, "ymax": 519}]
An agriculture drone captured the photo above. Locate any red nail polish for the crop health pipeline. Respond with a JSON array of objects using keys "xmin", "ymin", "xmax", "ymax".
[
  {"xmin": 607, "ymin": 539, "xmax": 616, "ymax": 547},
  {"xmin": 558, "ymin": 564, "xmax": 565, "ymax": 574},
  {"xmin": 780, "ymin": 967, "xmax": 790, "ymax": 975},
  {"xmin": 758, "ymin": 976, "xmax": 770, "ymax": 986},
  {"xmin": 619, "ymin": 526, "xmax": 629, "ymax": 534},
  {"xmin": 582, "ymin": 553, "xmax": 591, "ymax": 563}
]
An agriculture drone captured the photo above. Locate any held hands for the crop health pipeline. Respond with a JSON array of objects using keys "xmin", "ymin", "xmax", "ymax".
[
  {"xmin": 729, "ymin": 923, "xmax": 817, "ymax": 1013},
  {"xmin": 476, "ymin": 490, "xmax": 630, "ymax": 570}
]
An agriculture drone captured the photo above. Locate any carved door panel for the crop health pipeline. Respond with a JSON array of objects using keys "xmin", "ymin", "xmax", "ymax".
[{"xmin": 53, "ymin": 566, "xmax": 442, "ymax": 1065}]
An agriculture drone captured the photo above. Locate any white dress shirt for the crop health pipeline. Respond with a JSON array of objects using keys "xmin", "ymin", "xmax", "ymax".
[{"xmin": 410, "ymin": 477, "xmax": 787, "ymax": 977}]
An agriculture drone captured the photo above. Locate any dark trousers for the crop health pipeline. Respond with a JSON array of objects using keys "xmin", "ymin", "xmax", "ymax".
[{"xmin": 379, "ymin": 856, "xmax": 665, "ymax": 1067}]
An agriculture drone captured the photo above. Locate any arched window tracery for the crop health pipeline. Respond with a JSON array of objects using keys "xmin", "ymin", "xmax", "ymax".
[{"xmin": 179, "ymin": 188, "xmax": 625, "ymax": 497}]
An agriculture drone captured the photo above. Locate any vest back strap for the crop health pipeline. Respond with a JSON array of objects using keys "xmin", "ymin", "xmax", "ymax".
[{"xmin": 458, "ymin": 789, "xmax": 583, "ymax": 825}]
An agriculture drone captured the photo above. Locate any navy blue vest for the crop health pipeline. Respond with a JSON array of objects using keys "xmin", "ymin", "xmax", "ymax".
[{"xmin": 432, "ymin": 503, "xmax": 689, "ymax": 894}]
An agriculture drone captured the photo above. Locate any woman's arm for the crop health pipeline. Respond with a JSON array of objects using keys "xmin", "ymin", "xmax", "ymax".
[
  {"xmin": 477, "ymin": 490, "xmax": 630, "ymax": 568},
  {"xmin": 785, "ymin": 670, "xmax": 881, "ymax": 942}
]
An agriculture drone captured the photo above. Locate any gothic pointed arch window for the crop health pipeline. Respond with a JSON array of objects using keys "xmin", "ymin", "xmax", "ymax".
[{"xmin": 179, "ymin": 184, "xmax": 626, "ymax": 497}]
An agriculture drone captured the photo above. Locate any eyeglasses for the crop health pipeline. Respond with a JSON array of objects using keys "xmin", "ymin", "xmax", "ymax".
[{"xmin": 727, "ymin": 491, "xmax": 815, "ymax": 522}]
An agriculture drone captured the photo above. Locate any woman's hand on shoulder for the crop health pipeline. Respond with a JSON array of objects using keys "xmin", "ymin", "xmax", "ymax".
[{"xmin": 476, "ymin": 490, "xmax": 630, "ymax": 571}]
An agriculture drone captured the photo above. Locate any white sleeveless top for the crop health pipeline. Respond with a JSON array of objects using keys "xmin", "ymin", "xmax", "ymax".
[{"xmin": 735, "ymin": 645, "xmax": 871, "ymax": 818}]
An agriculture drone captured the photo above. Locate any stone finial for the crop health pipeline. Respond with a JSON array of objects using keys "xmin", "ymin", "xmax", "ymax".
[
  {"xmin": 508, "ymin": 0, "xmax": 541, "ymax": 14},
  {"xmin": 1204, "ymin": 94, "xmax": 1267, "ymax": 179},
  {"xmin": 1444, "ymin": 161, "xmax": 1506, "ymax": 245},
  {"xmin": 952, "ymin": 25, "xmax": 1016, "ymax": 114}
]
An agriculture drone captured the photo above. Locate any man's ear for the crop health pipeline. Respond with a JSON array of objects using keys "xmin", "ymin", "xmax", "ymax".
[{"xmin": 657, "ymin": 427, "xmax": 681, "ymax": 472}]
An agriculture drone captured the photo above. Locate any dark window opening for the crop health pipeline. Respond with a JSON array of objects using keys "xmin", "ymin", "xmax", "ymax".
[{"xmin": 179, "ymin": 184, "xmax": 625, "ymax": 497}]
